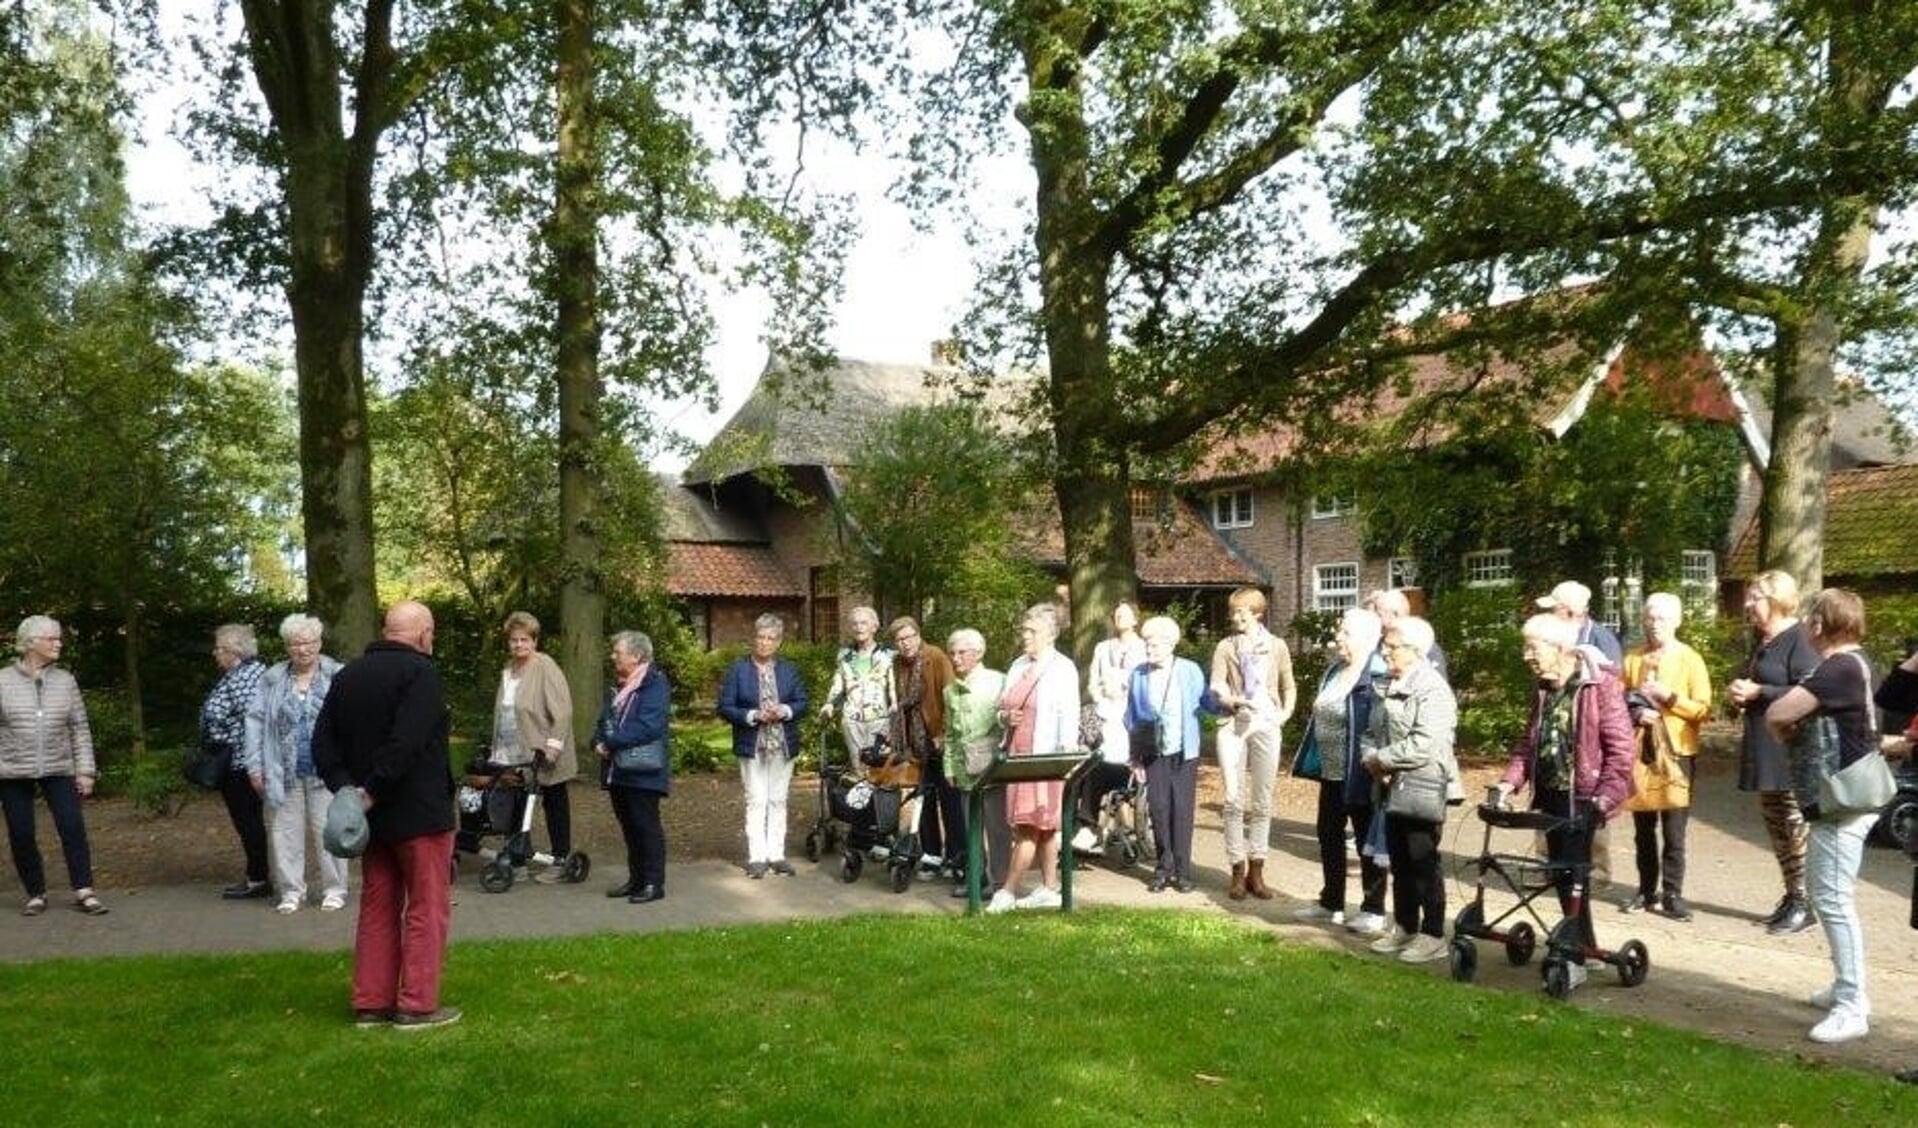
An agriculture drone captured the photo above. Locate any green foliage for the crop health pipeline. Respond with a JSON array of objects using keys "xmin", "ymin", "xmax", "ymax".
[
  {"xmin": 836, "ymin": 403, "xmax": 1054, "ymax": 658},
  {"xmin": 95, "ymin": 746, "xmax": 192, "ymax": 817},
  {"xmin": 1, "ymin": 912, "xmax": 1911, "ymax": 1124},
  {"xmin": 1426, "ymin": 586, "xmax": 1536, "ymax": 759}
]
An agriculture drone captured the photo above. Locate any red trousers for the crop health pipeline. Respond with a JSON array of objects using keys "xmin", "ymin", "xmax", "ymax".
[{"xmin": 352, "ymin": 831, "xmax": 454, "ymax": 1015}]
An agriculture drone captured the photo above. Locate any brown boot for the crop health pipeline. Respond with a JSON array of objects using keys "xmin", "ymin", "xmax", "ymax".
[
  {"xmin": 1228, "ymin": 862, "xmax": 1247, "ymax": 900},
  {"xmin": 1245, "ymin": 858, "xmax": 1274, "ymax": 900}
]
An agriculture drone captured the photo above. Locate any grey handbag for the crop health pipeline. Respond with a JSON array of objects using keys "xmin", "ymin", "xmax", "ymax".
[
  {"xmin": 1386, "ymin": 767, "xmax": 1448, "ymax": 823},
  {"xmin": 1820, "ymin": 750, "xmax": 1896, "ymax": 815}
]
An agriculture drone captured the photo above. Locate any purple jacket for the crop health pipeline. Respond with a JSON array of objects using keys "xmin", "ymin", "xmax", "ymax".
[{"xmin": 1500, "ymin": 667, "xmax": 1635, "ymax": 821}]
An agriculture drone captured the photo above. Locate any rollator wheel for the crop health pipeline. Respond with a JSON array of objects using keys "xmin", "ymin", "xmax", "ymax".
[
  {"xmin": 1119, "ymin": 839, "xmax": 1140, "ymax": 868},
  {"xmin": 804, "ymin": 831, "xmax": 821, "ymax": 863},
  {"xmin": 480, "ymin": 860, "xmax": 515, "ymax": 894},
  {"xmin": 1505, "ymin": 922, "xmax": 1536, "ymax": 967},
  {"xmin": 1542, "ymin": 959, "xmax": 1571, "ymax": 1001},
  {"xmin": 1452, "ymin": 903, "xmax": 1483, "ymax": 936},
  {"xmin": 840, "ymin": 852, "xmax": 863, "ymax": 883},
  {"xmin": 562, "ymin": 851, "xmax": 591, "ymax": 883},
  {"xmin": 1616, "ymin": 939, "xmax": 1650, "ymax": 988},
  {"xmin": 889, "ymin": 860, "xmax": 912, "ymax": 894},
  {"xmin": 1449, "ymin": 939, "xmax": 1478, "ymax": 983}
]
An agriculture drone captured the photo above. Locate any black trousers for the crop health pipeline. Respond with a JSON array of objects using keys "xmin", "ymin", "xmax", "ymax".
[
  {"xmin": 1314, "ymin": 780, "xmax": 1386, "ymax": 915},
  {"xmin": 610, "ymin": 786, "xmax": 666, "ymax": 888},
  {"xmin": 1145, "ymin": 755, "xmax": 1197, "ymax": 881},
  {"xmin": 1075, "ymin": 761, "xmax": 1132, "ymax": 829},
  {"xmin": 1540, "ymin": 791, "xmax": 1601, "ymax": 950},
  {"xmin": 541, "ymin": 780, "xmax": 573, "ymax": 858},
  {"xmin": 1632, "ymin": 760, "xmax": 1692, "ymax": 897},
  {"xmin": 219, "ymin": 766, "xmax": 269, "ymax": 884},
  {"xmin": 1384, "ymin": 813, "xmax": 1444, "ymax": 937},
  {"xmin": 917, "ymin": 754, "xmax": 966, "ymax": 862},
  {"xmin": 0, "ymin": 775, "xmax": 94, "ymax": 895}
]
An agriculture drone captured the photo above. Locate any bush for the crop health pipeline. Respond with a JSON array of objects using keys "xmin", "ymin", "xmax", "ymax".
[{"xmin": 95, "ymin": 747, "xmax": 193, "ymax": 817}]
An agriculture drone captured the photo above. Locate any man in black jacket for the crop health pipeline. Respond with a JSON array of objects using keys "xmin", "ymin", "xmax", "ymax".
[{"xmin": 313, "ymin": 601, "xmax": 459, "ymax": 1030}]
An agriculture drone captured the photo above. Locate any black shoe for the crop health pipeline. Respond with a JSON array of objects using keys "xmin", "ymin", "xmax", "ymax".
[
  {"xmin": 1760, "ymin": 894, "xmax": 1794, "ymax": 928},
  {"xmin": 627, "ymin": 884, "xmax": 665, "ymax": 904},
  {"xmin": 1660, "ymin": 893, "xmax": 1693, "ymax": 922},
  {"xmin": 1146, "ymin": 874, "xmax": 1170, "ymax": 893},
  {"xmin": 1171, "ymin": 877, "xmax": 1196, "ymax": 894},
  {"xmin": 746, "ymin": 861, "xmax": 768, "ymax": 879},
  {"xmin": 769, "ymin": 860, "xmax": 795, "ymax": 877},
  {"xmin": 222, "ymin": 881, "xmax": 270, "ymax": 900},
  {"xmin": 605, "ymin": 881, "xmax": 632, "ymax": 899},
  {"xmin": 1767, "ymin": 898, "xmax": 1814, "ymax": 935}
]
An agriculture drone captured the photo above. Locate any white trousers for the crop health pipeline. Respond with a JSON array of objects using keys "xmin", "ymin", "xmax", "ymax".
[
  {"xmin": 1215, "ymin": 713, "xmax": 1281, "ymax": 864},
  {"xmin": 740, "ymin": 752, "xmax": 795, "ymax": 864},
  {"xmin": 269, "ymin": 775, "xmax": 348, "ymax": 902},
  {"xmin": 1808, "ymin": 811, "xmax": 1877, "ymax": 1017}
]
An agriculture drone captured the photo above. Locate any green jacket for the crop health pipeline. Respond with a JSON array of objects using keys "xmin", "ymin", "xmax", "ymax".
[{"xmin": 942, "ymin": 666, "xmax": 1006, "ymax": 790}]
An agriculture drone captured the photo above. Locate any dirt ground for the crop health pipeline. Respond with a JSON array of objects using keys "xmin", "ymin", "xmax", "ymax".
[{"xmin": 17, "ymin": 731, "xmax": 1918, "ymax": 1076}]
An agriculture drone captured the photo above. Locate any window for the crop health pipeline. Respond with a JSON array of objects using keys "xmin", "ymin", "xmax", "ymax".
[
  {"xmin": 1313, "ymin": 562, "xmax": 1360, "ymax": 611},
  {"xmin": 1209, "ymin": 488, "xmax": 1253, "ymax": 529},
  {"xmin": 809, "ymin": 566, "xmax": 839, "ymax": 643},
  {"xmin": 1311, "ymin": 492, "xmax": 1356, "ymax": 519},
  {"xmin": 1388, "ymin": 556, "xmax": 1419, "ymax": 590},
  {"xmin": 1680, "ymin": 550, "xmax": 1717, "ymax": 591},
  {"xmin": 1461, "ymin": 549, "xmax": 1514, "ymax": 588},
  {"xmin": 1129, "ymin": 486, "xmax": 1163, "ymax": 522}
]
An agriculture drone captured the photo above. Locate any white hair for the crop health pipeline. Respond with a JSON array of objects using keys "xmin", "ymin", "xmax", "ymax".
[
  {"xmin": 1392, "ymin": 616, "xmax": 1437, "ymax": 655},
  {"xmin": 279, "ymin": 613, "xmax": 325, "ymax": 644}
]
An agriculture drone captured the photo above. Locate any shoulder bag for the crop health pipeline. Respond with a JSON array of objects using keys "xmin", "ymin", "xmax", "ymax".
[
  {"xmin": 1385, "ymin": 767, "xmax": 1448, "ymax": 823},
  {"xmin": 183, "ymin": 738, "xmax": 228, "ymax": 790},
  {"xmin": 613, "ymin": 741, "xmax": 668, "ymax": 774},
  {"xmin": 1810, "ymin": 651, "xmax": 1895, "ymax": 816}
]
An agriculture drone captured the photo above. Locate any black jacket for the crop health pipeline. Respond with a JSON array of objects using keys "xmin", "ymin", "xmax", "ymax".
[{"xmin": 313, "ymin": 640, "xmax": 454, "ymax": 842}]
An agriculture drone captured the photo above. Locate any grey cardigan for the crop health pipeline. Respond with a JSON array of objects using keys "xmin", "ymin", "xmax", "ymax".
[{"xmin": 0, "ymin": 663, "xmax": 96, "ymax": 780}]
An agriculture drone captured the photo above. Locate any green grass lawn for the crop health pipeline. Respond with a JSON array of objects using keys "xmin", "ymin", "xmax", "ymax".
[{"xmin": 2, "ymin": 910, "xmax": 1909, "ymax": 1125}]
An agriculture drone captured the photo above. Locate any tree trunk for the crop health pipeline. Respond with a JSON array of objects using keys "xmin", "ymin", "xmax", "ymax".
[
  {"xmin": 1021, "ymin": 12, "xmax": 1138, "ymax": 666},
  {"xmin": 239, "ymin": 0, "xmax": 385, "ymax": 655},
  {"xmin": 554, "ymin": 0, "xmax": 605, "ymax": 743}
]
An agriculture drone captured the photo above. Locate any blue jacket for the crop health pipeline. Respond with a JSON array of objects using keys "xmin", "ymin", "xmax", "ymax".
[
  {"xmin": 717, "ymin": 656, "xmax": 808, "ymax": 760},
  {"xmin": 598, "ymin": 667, "xmax": 672, "ymax": 795},
  {"xmin": 1123, "ymin": 659, "xmax": 1207, "ymax": 762}
]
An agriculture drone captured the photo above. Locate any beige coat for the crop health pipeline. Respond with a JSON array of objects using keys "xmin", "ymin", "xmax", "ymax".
[
  {"xmin": 1208, "ymin": 629, "xmax": 1298, "ymax": 726},
  {"xmin": 494, "ymin": 651, "xmax": 578, "ymax": 783}
]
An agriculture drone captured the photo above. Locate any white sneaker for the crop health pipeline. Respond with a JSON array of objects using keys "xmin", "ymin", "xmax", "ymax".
[
  {"xmin": 320, "ymin": 892, "xmax": 347, "ymax": 912},
  {"xmin": 275, "ymin": 897, "xmax": 301, "ymax": 915},
  {"xmin": 1016, "ymin": 885, "xmax": 1062, "ymax": 910},
  {"xmin": 1368, "ymin": 925, "xmax": 1411, "ymax": 954},
  {"xmin": 985, "ymin": 889, "xmax": 1017, "ymax": 915},
  {"xmin": 1293, "ymin": 903, "xmax": 1344, "ymax": 925},
  {"xmin": 1566, "ymin": 962, "xmax": 1588, "ymax": 990},
  {"xmin": 1398, "ymin": 934, "xmax": 1450, "ymax": 964},
  {"xmin": 1345, "ymin": 911, "xmax": 1389, "ymax": 937},
  {"xmin": 1071, "ymin": 826, "xmax": 1099, "ymax": 852},
  {"xmin": 1809, "ymin": 1008, "xmax": 1869, "ymax": 1044}
]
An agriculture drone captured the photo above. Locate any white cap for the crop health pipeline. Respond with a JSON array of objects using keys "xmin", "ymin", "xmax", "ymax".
[{"xmin": 1536, "ymin": 580, "xmax": 1592, "ymax": 614}]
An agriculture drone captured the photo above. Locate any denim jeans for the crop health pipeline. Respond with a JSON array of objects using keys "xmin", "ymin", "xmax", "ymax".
[
  {"xmin": 0, "ymin": 775, "xmax": 94, "ymax": 896},
  {"xmin": 1808, "ymin": 811, "xmax": 1877, "ymax": 1017}
]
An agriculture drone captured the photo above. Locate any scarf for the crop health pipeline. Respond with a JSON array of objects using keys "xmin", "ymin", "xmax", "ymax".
[{"xmin": 611, "ymin": 662, "xmax": 649, "ymax": 715}]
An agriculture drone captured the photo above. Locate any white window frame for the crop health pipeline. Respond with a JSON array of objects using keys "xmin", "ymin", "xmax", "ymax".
[
  {"xmin": 1209, "ymin": 488, "xmax": 1254, "ymax": 530},
  {"xmin": 1388, "ymin": 556, "xmax": 1419, "ymax": 590},
  {"xmin": 1310, "ymin": 492, "xmax": 1356, "ymax": 519},
  {"xmin": 1680, "ymin": 550, "xmax": 1717, "ymax": 591},
  {"xmin": 1313, "ymin": 562, "xmax": 1361, "ymax": 611},
  {"xmin": 1461, "ymin": 548, "xmax": 1515, "ymax": 588}
]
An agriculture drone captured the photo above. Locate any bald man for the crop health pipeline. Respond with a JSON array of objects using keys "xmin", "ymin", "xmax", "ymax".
[{"xmin": 314, "ymin": 601, "xmax": 459, "ymax": 1030}]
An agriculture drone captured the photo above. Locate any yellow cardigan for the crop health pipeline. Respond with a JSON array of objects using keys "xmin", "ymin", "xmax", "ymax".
[{"xmin": 1622, "ymin": 641, "xmax": 1712, "ymax": 812}]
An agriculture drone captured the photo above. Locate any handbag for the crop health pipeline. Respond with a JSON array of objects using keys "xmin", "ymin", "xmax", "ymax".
[
  {"xmin": 1820, "ymin": 750, "xmax": 1896, "ymax": 815},
  {"xmin": 612, "ymin": 740, "xmax": 668, "ymax": 774},
  {"xmin": 183, "ymin": 739, "xmax": 227, "ymax": 790},
  {"xmin": 1292, "ymin": 720, "xmax": 1322, "ymax": 779},
  {"xmin": 1385, "ymin": 767, "xmax": 1448, "ymax": 823}
]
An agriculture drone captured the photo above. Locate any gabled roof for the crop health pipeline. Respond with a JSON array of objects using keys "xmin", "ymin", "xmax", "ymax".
[
  {"xmin": 1187, "ymin": 332, "xmax": 1751, "ymax": 484},
  {"xmin": 1735, "ymin": 378, "xmax": 1915, "ymax": 470},
  {"xmin": 657, "ymin": 474, "xmax": 766, "ymax": 543},
  {"xmin": 666, "ymin": 543, "xmax": 805, "ymax": 598},
  {"xmin": 1724, "ymin": 464, "xmax": 1918, "ymax": 581},
  {"xmin": 1017, "ymin": 497, "xmax": 1267, "ymax": 588}
]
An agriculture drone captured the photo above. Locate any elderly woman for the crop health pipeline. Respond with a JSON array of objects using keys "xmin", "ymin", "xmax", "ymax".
[
  {"xmin": 493, "ymin": 611, "xmax": 579, "ymax": 879},
  {"xmin": 943, "ymin": 628, "xmax": 1008, "ymax": 897},
  {"xmin": 1076, "ymin": 601, "xmax": 1145, "ymax": 853},
  {"xmin": 987, "ymin": 603, "xmax": 1080, "ymax": 913},
  {"xmin": 1293, "ymin": 607, "xmax": 1389, "ymax": 932},
  {"xmin": 1360, "ymin": 617, "xmax": 1459, "ymax": 963},
  {"xmin": 0, "ymin": 616, "xmax": 107, "ymax": 916},
  {"xmin": 819, "ymin": 606, "xmax": 893, "ymax": 765},
  {"xmin": 243, "ymin": 614, "xmax": 346, "ymax": 914},
  {"xmin": 205, "ymin": 624, "xmax": 270, "ymax": 900},
  {"xmin": 1124, "ymin": 615, "xmax": 1206, "ymax": 894},
  {"xmin": 1727, "ymin": 569, "xmax": 1819, "ymax": 935},
  {"xmin": 719, "ymin": 614, "xmax": 808, "ymax": 879},
  {"xmin": 1208, "ymin": 587, "xmax": 1297, "ymax": 901},
  {"xmin": 1620, "ymin": 592, "xmax": 1713, "ymax": 922},
  {"xmin": 594, "ymin": 631, "xmax": 672, "ymax": 904},
  {"xmin": 1495, "ymin": 613, "xmax": 1634, "ymax": 991},
  {"xmin": 1766, "ymin": 588, "xmax": 1879, "ymax": 1045}
]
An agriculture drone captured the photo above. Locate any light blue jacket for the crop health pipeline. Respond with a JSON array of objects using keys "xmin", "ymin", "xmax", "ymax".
[{"xmin": 1123, "ymin": 658, "xmax": 1207, "ymax": 762}]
